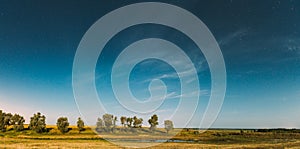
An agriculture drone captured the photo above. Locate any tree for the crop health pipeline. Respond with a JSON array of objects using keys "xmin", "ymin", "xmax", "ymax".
[
  {"xmin": 0, "ymin": 110, "xmax": 12, "ymax": 132},
  {"xmin": 96, "ymin": 118, "xmax": 104, "ymax": 132},
  {"xmin": 164, "ymin": 120, "xmax": 174, "ymax": 134},
  {"xmin": 113, "ymin": 116, "xmax": 117, "ymax": 127},
  {"xmin": 102, "ymin": 114, "xmax": 113, "ymax": 128},
  {"xmin": 102, "ymin": 114, "xmax": 115, "ymax": 132},
  {"xmin": 133, "ymin": 116, "xmax": 143, "ymax": 128},
  {"xmin": 11, "ymin": 114, "xmax": 25, "ymax": 131},
  {"xmin": 56, "ymin": 117, "xmax": 69, "ymax": 134},
  {"xmin": 120, "ymin": 116, "xmax": 126, "ymax": 127},
  {"xmin": 148, "ymin": 114, "xmax": 158, "ymax": 132},
  {"xmin": 126, "ymin": 117, "xmax": 133, "ymax": 128},
  {"xmin": 77, "ymin": 117, "xmax": 85, "ymax": 133},
  {"xmin": 0, "ymin": 110, "xmax": 25, "ymax": 132},
  {"xmin": 0, "ymin": 110, "xmax": 5, "ymax": 132},
  {"xmin": 29, "ymin": 112, "xmax": 46, "ymax": 133},
  {"xmin": 4, "ymin": 113, "xmax": 12, "ymax": 128}
]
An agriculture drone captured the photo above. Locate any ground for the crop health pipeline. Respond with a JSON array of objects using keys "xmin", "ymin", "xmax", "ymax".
[{"xmin": 1, "ymin": 125, "xmax": 300, "ymax": 148}]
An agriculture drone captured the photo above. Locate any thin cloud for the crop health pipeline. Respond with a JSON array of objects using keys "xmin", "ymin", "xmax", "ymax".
[
  {"xmin": 285, "ymin": 38, "xmax": 300, "ymax": 55},
  {"xmin": 167, "ymin": 90, "xmax": 209, "ymax": 99},
  {"xmin": 142, "ymin": 89, "xmax": 209, "ymax": 102},
  {"xmin": 141, "ymin": 59, "xmax": 205, "ymax": 84},
  {"xmin": 218, "ymin": 28, "xmax": 249, "ymax": 46}
]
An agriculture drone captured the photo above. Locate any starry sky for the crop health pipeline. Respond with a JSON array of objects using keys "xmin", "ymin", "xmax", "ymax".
[{"xmin": 0, "ymin": 0, "xmax": 299, "ymax": 128}]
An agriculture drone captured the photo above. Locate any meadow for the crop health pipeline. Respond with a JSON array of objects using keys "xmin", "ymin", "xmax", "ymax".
[{"xmin": 1, "ymin": 125, "xmax": 300, "ymax": 148}]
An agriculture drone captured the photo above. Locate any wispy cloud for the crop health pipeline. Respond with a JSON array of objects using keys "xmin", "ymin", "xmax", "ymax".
[
  {"xmin": 285, "ymin": 38, "xmax": 300, "ymax": 55},
  {"xmin": 218, "ymin": 28, "xmax": 249, "ymax": 46},
  {"xmin": 74, "ymin": 72, "xmax": 104, "ymax": 86},
  {"xmin": 150, "ymin": 89, "xmax": 210, "ymax": 101},
  {"xmin": 113, "ymin": 42, "xmax": 208, "ymax": 83},
  {"xmin": 141, "ymin": 88, "xmax": 209, "ymax": 102},
  {"xmin": 140, "ymin": 58, "xmax": 205, "ymax": 84},
  {"xmin": 167, "ymin": 90, "xmax": 209, "ymax": 99}
]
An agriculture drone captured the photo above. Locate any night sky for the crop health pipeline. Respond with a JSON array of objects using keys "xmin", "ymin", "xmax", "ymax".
[{"xmin": 0, "ymin": 0, "xmax": 300, "ymax": 128}]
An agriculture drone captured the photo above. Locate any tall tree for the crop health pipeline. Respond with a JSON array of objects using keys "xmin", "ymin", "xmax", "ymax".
[
  {"xmin": 126, "ymin": 117, "xmax": 133, "ymax": 128},
  {"xmin": 96, "ymin": 118, "xmax": 104, "ymax": 132},
  {"xmin": 0, "ymin": 110, "xmax": 25, "ymax": 132},
  {"xmin": 102, "ymin": 114, "xmax": 113, "ymax": 128},
  {"xmin": 113, "ymin": 116, "xmax": 117, "ymax": 127},
  {"xmin": 120, "ymin": 116, "xmax": 126, "ymax": 127},
  {"xmin": 102, "ymin": 114, "xmax": 114, "ymax": 132},
  {"xmin": 56, "ymin": 117, "xmax": 69, "ymax": 134},
  {"xmin": 3, "ymin": 113, "xmax": 12, "ymax": 131},
  {"xmin": 164, "ymin": 120, "xmax": 174, "ymax": 134},
  {"xmin": 0, "ymin": 110, "xmax": 5, "ymax": 132},
  {"xmin": 148, "ymin": 114, "xmax": 158, "ymax": 132},
  {"xmin": 29, "ymin": 112, "xmax": 46, "ymax": 133},
  {"xmin": 133, "ymin": 116, "xmax": 143, "ymax": 128},
  {"xmin": 0, "ymin": 110, "xmax": 12, "ymax": 132},
  {"xmin": 11, "ymin": 114, "xmax": 25, "ymax": 131},
  {"xmin": 77, "ymin": 117, "xmax": 85, "ymax": 133}
]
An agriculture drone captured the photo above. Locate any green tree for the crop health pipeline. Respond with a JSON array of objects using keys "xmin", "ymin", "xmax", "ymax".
[
  {"xmin": 0, "ymin": 110, "xmax": 25, "ymax": 132},
  {"xmin": 148, "ymin": 114, "xmax": 158, "ymax": 132},
  {"xmin": 133, "ymin": 116, "xmax": 143, "ymax": 128},
  {"xmin": 120, "ymin": 116, "xmax": 126, "ymax": 127},
  {"xmin": 164, "ymin": 120, "xmax": 174, "ymax": 134},
  {"xmin": 56, "ymin": 117, "xmax": 69, "ymax": 134},
  {"xmin": 11, "ymin": 114, "xmax": 25, "ymax": 131},
  {"xmin": 113, "ymin": 116, "xmax": 117, "ymax": 127},
  {"xmin": 96, "ymin": 118, "xmax": 104, "ymax": 132},
  {"xmin": 126, "ymin": 117, "xmax": 133, "ymax": 128},
  {"xmin": 102, "ymin": 114, "xmax": 113, "ymax": 128},
  {"xmin": 0, "ymin": 110, "xmax": 12, "ymax": 132},
  {"xmin": 102, "ymin": 114, "xmax": 115, "ymax": 132},
  {"xmin": 77, "ymin": 117, "xmax": 85, "ymax": 133},
  {"xmin": 0, "ymin": 110, "xmax": 4, "ymax": 132},
  {"xmin": 29, "ymin": 112, "xmax": 46, "ymax": 133},
  {"xmin": 4, "ymin": 113, "xmax": 12, "ymax": 131}
]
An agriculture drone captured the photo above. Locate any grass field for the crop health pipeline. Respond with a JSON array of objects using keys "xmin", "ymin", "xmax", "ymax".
[{"xmin": 1, "ymin": 125, "xmax": 300, "ymax": 148}]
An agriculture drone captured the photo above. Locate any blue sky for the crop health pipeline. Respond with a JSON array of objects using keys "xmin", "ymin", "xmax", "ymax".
[{"xmin": 0, "ymin": 0, "xmax": 300, "ymax": 128}]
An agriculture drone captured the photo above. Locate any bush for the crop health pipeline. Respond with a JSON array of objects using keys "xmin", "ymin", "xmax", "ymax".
[
  {"xmin": 29, "ymin": 112, "xmax": 46, "ymax": 133},
  {"xmin": 56, "ymin": 117, "xmax": 69, "ymax": 134},
  {"xmin": 77, "ymin": 117, "xmax": 85, "ymax": 133},
  {"xmin": 11, "ymin": 114, "xmax": 25, "ymax": 132},
  {"xmin": 164, "ymin": 120, "xmax": 174, "ymax": 134}
]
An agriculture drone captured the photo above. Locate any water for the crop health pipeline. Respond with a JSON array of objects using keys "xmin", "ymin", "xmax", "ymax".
[{"xmin": 107, "ymin": 139, "xmax": 197, "ymax": 143}]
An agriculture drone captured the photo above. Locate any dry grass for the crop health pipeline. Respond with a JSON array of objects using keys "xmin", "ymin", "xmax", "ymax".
[
  {"xmin": 2, "ymin": 138, "xmax": 300, "ymax": 149},
  {"xmin": 1, "ymin": 126, "xmax": 300, "ymax": 148}
]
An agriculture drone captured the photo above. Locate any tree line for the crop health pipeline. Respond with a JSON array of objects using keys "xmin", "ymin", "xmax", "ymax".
[{"xmin": 0, "ymin": 110, "xmax": 174, "ymax": 134}]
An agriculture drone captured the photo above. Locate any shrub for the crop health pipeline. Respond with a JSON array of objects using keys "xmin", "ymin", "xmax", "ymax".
[
  {"xmin": 29, "ymin": 112, "xmax": 46, "ymax": 133},
  {"xmin": 56, "ymin": 117, "xmax": 69, "ymax": 134}
]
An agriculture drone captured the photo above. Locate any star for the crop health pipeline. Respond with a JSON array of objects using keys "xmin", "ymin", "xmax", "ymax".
[{"xmin": 290, "ymin": 7, "xmax": 294, "ymax": 11}]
